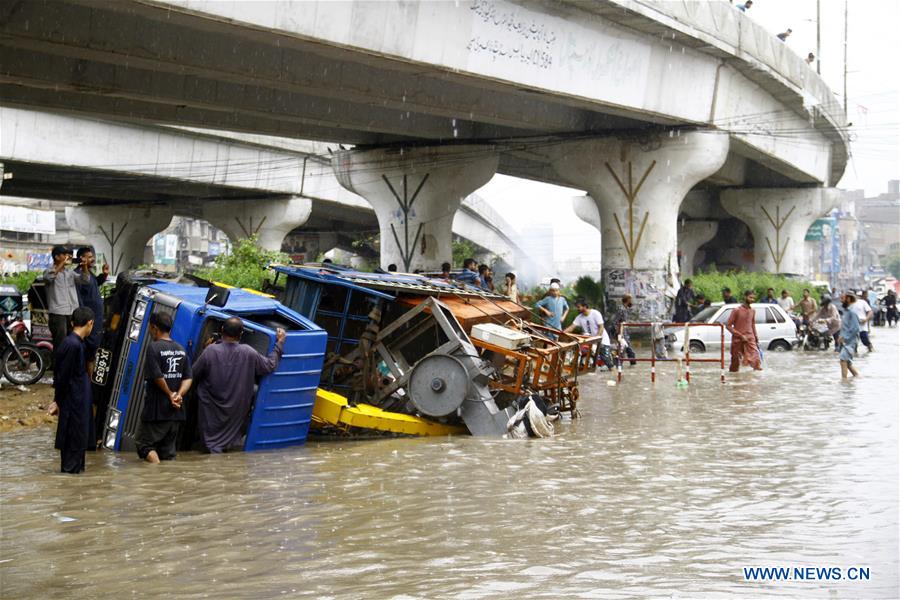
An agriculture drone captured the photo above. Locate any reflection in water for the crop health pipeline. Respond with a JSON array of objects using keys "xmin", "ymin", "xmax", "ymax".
[{"xmin": 2, "ymin": 332, "xmax": 898, "ymax": 598}]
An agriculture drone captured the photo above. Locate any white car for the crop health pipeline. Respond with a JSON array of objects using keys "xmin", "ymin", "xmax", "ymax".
[{"xmin": 668, "ymin": 302, "xmax": 799, "ymax": 353}]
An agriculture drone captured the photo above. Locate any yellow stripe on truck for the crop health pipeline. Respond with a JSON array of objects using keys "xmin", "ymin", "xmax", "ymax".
[{"xmin": 312, "ymin": 388, "xmax": 465, "ymax": 436}]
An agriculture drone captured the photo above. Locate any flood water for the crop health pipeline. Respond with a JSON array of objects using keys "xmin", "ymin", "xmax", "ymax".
[{"xmin": 2, "ymin": 331, "xmax": 898, "ymax": 599}]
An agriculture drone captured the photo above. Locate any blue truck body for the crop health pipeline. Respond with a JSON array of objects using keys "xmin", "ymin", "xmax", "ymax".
[{"xmin": 102, "ymin": 281, "xmax": 326, "ymax": 453}]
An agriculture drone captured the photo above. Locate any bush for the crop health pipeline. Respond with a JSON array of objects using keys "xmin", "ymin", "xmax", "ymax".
[
  {"xmin": 194, "ymin": 236, "xmax": 289, "ymax": 291},
  {"xmin": 0, "ymin": 271, "xmax": 39, "ymax": 293},
  {"xmin": 690, "ymin": 269, "xmax": 828, "ymax": 304}
]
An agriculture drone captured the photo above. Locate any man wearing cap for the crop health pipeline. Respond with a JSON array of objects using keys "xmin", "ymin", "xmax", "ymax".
[
  {"xmin": 535, "ymin": 282, "xmax": 569, "ymax": 335},
  {"xmin": 44, "ymin": 245, "xmax": 81, "ymax": 352}
]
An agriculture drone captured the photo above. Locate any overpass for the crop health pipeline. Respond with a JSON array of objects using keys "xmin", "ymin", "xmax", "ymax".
[
  {"xmin": 0, "ymin": 107, "xmax": 531, "ymax": 272},
  {"xmin": 0, "ymin": 0, "xmax": 850, "ymax": 317}
]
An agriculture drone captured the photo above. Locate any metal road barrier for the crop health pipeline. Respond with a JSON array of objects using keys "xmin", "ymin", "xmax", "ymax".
[{"xmin": 616, "ymin": 322, "xmax": 726, "ymax": 384}]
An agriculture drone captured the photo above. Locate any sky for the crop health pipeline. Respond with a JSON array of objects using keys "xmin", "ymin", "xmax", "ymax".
[{"xmin": 476, "ymin": 0, "xmax": 900, "ymax": 269}]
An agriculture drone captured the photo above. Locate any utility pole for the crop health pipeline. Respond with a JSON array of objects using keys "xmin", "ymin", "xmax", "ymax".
[
  {"xmin": 816, "ymin": 0, "xmax": 821, "ymax": 75},
  {"xmin": 843, "ymin": 0, "xmax": 848, "ymax": 116}
]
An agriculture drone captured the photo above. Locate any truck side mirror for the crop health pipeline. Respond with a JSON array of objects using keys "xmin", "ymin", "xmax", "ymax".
[{"xmin": 205, "ymin": 285, "xmax": 231, "ymax": 308}]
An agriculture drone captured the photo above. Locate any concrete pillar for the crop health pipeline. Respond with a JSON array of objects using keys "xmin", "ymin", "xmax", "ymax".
[
  {"xmin": 678, "ymin": 220, "xmax": 718, "ymax": 277},
  {"xmin": 572, "ymin": 194, "xmax": 601, "ymax": 232},
  {"xmin": 721, "ymin": 188, "xmax": 842, "ymax": 275},
  {"xmin": 201, "ymin": 197, "xmax": 312, "ymax": 252},
  {"xmin": 550, "ymin": 131, "xmax": 729, "ymax": 320},
  {"xmin": 65, "ymin": 204, "xmax": 174, "ymax": 274},
  {"xmin": 333, "ymin": 145, "xmax": 498, "ymax": 271}
]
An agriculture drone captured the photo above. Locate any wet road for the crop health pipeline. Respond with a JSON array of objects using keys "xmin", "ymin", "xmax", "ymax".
[{"xmin": 2, "ymin": 330, "xmax": 898, "ymax": 599}]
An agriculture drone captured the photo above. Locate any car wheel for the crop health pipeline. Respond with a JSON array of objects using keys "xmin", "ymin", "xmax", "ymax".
[
  {"xmin": 769, "ymin": 339, "xmax": 791, "ymax": 352},
  {"xmin": 688, "ymin": 340, "xmax": 706, "ymax": 354}
]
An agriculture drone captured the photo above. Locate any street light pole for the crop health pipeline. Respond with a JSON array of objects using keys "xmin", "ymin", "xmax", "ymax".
[
  {"xmin": 816, "ymin": 0, "xmax": 821, "ymax": 75},
  {"xmin": 843, "ymin": 0, "xmax": 849, "ymax": 116}
]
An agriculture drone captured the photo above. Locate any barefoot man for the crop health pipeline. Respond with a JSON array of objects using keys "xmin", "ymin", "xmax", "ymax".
[
  {"xmin": 725, "ymin": 290, "xmax": 762, "ymax": 372},
  {"xmin": 135, "ymin": 312, "xmax": 192, "ymax": 463},
  {"xmin": 838, "ymin": 293, "xmax": 861, "ymax": 379}
]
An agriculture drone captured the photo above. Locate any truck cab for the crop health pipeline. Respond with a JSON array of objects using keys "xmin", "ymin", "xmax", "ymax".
[{"xmin": 100, "ymin": 281, "xmax": 326, "ymax": 453}]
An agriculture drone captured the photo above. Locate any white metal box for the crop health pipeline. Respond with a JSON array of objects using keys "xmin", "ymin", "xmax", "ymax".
[{"xmin": 470, "ymin": 323, "xmax": 532, "ymax": 350}]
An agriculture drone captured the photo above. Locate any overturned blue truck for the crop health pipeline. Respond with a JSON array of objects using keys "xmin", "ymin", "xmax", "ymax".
[{"xmin": 96, "ymin": 279, "xmax": 325, "ymax": 453}]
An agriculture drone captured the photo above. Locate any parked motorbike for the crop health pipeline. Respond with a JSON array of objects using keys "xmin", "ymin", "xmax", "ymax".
[{"xmin": 1, "ymin": 323, "xmax": 48, "ymax": 385}]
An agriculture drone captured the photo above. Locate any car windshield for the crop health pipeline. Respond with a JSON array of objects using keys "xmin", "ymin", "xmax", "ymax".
[{"xmin": 691, "ymin": 306, "xmax": 719, "ymax": 322}]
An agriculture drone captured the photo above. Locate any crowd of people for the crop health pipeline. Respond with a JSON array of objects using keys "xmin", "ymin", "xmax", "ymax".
[
  {"xmin": 38, "ymin": 244, "xmax": 898, "ymax": 472},
  {"xmin": 41, "ymin": 245, "xmax": 288, "ymax": 474}
]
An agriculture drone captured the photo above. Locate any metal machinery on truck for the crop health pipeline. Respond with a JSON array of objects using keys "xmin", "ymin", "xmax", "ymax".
[{"xmin": 268, "ymin": 265, "xmax": 604, "ymax": 431}]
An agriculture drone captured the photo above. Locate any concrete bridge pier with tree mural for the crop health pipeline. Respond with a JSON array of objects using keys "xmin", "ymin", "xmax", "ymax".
[
  {"xmin": 332, "ymin": 145, "xmax": 498, "ymax": 272},
  {"xmin": 550, "ymin": 130, "xmax": 729, "ymax": 320},
  {"xmin": 721, "ymin": 188, "xmax": 843, "ymax": 276}
]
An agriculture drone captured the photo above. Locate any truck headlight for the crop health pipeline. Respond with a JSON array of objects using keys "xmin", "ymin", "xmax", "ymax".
[
  {"xmin": 128, "ymin": 320, "xmax": 142, "ymax": 341},
  {"xmin": 133, "ymin": 300, "xmax": 147, "ymax": 320},
  {"xmin": 106, "ymin": 408, "xmax": 121, "ymax": 430},
  {"xmin": 104, "ymin": 430, "xmax": 117, "ymax": 450}
]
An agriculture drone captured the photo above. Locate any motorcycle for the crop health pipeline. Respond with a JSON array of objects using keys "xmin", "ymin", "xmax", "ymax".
[
  {"xmin": 801, "ymin": 320, "xmax": 832, "ymax": 351},
  {"xmin": 1, "ymin": 321, "xmax": 48, "ymax": 385}
]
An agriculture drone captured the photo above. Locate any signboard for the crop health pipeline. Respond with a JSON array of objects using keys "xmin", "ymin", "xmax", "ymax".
[
  {"xmin": 805, "ymin": 218, "xmax": 830, "ymax": 241},
  {"xmin": 153, "ymin": 234, "xmax": 177, "ymax": 265},
  {"xmin": 208, "ymin": 241, "xmax": 221, "ymax": 257},
  {"xmin": 165, "ymin": 234, "xmax": 178, "ymax": 261},
  {"xmin": 0, "ymin": 206, "xmax": 56, "ymax": 235},
  {"xmin": 27, "ymin": 253, "xmax": 52, "ymax": 270}
]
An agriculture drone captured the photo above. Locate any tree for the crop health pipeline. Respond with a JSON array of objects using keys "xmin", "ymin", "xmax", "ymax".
[
  {"xmin": 885, "ymin": 253, "xmax": 900, "ymax": 279},
  {"xmin": 195, "ymin": 236, "xmax": 289, "ymax": 291},
  {"xmin": 451, "ymin": 238, "xmax": 479, "ymax": 268}
]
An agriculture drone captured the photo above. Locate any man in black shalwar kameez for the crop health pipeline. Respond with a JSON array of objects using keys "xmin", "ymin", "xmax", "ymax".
[
  {"xmin": 49, "ymin": 307, "xmax": 95, "ymax": 474},
  {"xmin": 192, "ymin": 317, "xmax": 285, "ymax": 453}
]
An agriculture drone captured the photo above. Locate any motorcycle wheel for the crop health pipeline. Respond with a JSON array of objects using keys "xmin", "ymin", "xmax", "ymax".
[{"xmin": 2, "ymin": 343, "xmax": 47, "ymax": 386}]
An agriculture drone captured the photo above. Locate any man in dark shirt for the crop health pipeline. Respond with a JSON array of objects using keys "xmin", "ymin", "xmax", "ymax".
[
  {"xmin": 193, "ymin": 317, "xmax": 285, "ymax": 453},
  {"xmin": 721, "ymin": 287, "xmax": 738, "ymax": 305},
  {"xmin": 73, "ymin": 247, "xmax": 109, "ymax": 363},
  {"xmin": 136, "ymin": 312, "xmax": 192, "ymax": 463},
  {"xmin": 48, "ymin": 307, "xmax": 95, "ymax": 474}
]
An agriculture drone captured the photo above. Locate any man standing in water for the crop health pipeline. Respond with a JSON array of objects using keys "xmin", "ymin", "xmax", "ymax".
[
  {"xmin": 536, "ymin": 282, "xmax": 569, "ymax": 335},
  {"xmin": 192, "ymin": 317, "xmax": 286, "ymax": 453},
  {"xmin": 838, "ymin": 293, "xmax": 861, "ymax": 379},
  {"xmin": 725, "ymin": 290, "xmax": 762, "ymax": 372},
  {"xmin": 48, "ymin": 307, "xmax": 94, "ymax": 474},
  {"xmin": 136, "ymin": 312, "xmax": 192, "ymax": 464}
]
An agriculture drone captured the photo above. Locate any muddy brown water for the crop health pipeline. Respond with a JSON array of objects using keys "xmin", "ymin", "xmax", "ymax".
[{"xmin": 2, "ymin": 331, "xmax": 898, "ymax": 599}]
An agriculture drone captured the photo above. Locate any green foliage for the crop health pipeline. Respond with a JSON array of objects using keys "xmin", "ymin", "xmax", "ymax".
[
  {"xmin": 451, "ymin": 238, "xmax": 479, "ymax": 268},
  {"xmin": 194, "ymin": 236, "xmax": 289, "ymax": 291},
  {"xmin": 690, "ymin": 269, "xmax": 828, "ymax": 303},
  {"xmin": 0, "ymin": 271, "xmax": 39, "ymax": 293},
  {"xmin": 884, "ymin": 253, "xmax": 900, "ymax": 279},
  {"xmin": 573, "ymin": 275, "xmax": 605, "ymax": 314}
]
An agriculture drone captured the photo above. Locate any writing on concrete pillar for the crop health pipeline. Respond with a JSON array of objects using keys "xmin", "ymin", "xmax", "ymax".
[
  {"xmin": 761, "ymin": 204, "xmax": 795, "ymax": 272},
  {"xmin": 383, "ymin": 173, "xmax": 430, "ymax": 272},
  {"xmin": 606, "ymin": 160, "xmax": 656, "ymax": 269}
]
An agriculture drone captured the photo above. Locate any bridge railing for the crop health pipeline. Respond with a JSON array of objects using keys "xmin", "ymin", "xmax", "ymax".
[{"xmin": 607, "ymin": 0, "xmax": 847, "ymax": 167}]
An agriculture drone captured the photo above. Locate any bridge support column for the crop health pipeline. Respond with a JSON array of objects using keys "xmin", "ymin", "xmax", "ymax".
[
  {"xmin": 65, "ymin": 204, "xmax": 174, "ymax": 274},
  {"xmin": 551, "ymin": 131, "xmax": 729, "ymax": 320},
  {"xmin": 678, "ymin": 220, "xmax": 718, "ymax": 278},
  {"xmin": 721, "ymin": 188, "xmax": 842, "ymax": 275},
  {"xmin": 572, "ymin": 194, "xmax": 601, "ymax": 231},
  {"xmin": 333, "ymin": 145, "xmax": 498, "ymax": 271},
  {"xmin": 202, "ymin": 197, "xmax": 312, "ymax": 252}
]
